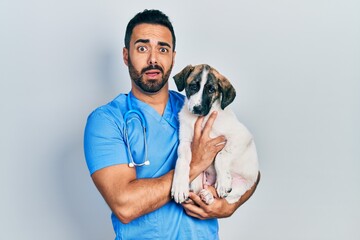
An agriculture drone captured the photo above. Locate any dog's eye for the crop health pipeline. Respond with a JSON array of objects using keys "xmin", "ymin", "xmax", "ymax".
[
  {"xmin": 207, "ymin": 85, "xmax": 215, "ymax": 94},
  {"xmin": 189, "ymin": 84, "xmax": 198, "ymax": 91}
]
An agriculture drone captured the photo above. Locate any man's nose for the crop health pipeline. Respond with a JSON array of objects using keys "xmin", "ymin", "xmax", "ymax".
[{"xmin": 148, "ymin": 49, "xmax": 158, "ymax": 65}]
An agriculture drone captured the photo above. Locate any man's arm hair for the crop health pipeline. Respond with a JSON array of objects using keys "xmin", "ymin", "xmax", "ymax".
[{"xmin": 92, "ymin": 165, "xmax": 174, "ymax": 224}]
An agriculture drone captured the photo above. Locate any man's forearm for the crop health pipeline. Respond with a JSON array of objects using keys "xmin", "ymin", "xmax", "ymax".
[{"xmin": 114, "ymin": 170, "xmax": 174, "ymax": 223}]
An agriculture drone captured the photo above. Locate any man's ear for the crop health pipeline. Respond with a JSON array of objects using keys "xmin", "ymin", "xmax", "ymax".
[
  {"xmin": 172, "ymin": 51, "xmax": 176, "ymax": 65},
  {"xmin": 173, "ymin": 65, "xmax": 194, "ymax": 91},
  {"xmin": 218, "ymin": 75, "xmax": 236, "ymax": 109},
  {"xmin": 123, "ymin": 47, "xmax": 129, "ymax": 66}
]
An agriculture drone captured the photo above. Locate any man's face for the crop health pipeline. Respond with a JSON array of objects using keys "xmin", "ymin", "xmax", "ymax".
[{"xmin": 123, "ymin": 23, "xmax": 176, "ymax": 93}]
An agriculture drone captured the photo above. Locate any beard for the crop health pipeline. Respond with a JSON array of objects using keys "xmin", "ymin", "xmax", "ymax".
[{"xmin": 128, "ymin": 56, "xmax": 173, "ymax": 93}]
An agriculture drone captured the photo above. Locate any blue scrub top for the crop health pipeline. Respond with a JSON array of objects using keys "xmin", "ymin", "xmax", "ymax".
[{"xmin": 84, "ymin": 90, "xmax": 219, "ymax": 240}]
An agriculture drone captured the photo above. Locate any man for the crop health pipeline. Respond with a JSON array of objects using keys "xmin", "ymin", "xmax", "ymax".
[{"xmin": 84, "ymin": 9, "xmax": 259, "ymax": 239}]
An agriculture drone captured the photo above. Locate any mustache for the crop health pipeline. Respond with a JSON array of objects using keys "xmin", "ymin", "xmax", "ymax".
[{"xmin": 141, "ymin": 65, "xmax": 164, "ymax": 74}]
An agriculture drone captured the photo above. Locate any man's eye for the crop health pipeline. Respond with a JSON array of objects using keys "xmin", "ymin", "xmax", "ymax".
[
  {"xmin": 138, "ymin": 46, "xmax": 147, "ymax": 52},
  {"xmin": 159, "ymin": 47, "xmax": 168, "ymax": 53}
]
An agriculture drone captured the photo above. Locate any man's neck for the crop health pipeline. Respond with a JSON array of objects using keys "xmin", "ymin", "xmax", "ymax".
[{"xmin": 131, "ymin": 84, "xmax": 169, "ymax": 116}]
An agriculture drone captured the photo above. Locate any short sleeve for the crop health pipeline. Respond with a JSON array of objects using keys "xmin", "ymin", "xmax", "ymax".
[{"xmin": 84, "ymin": 109, "xmax": 128, "ymax": 175}]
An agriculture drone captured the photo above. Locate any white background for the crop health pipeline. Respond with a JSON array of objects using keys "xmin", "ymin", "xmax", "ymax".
[{"xmin": 1, "ymin": 0, "xmax": 359, "ymax": 239}]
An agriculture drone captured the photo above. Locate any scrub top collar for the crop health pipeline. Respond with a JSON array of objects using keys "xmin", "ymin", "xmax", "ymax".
[{"xmin": 128, "ymin": 91, "xmax": 179, "ymax": 129}]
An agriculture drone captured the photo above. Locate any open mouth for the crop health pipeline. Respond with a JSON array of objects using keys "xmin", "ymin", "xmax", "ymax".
[{"xmin": 145, "ymin": 70, "xmax": 161, "ymax": 78}]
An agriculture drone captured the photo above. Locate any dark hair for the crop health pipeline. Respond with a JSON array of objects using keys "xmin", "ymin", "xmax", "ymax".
[{"xmin": 124, "ymin": 9, "xmax": 176, "ymax": 51}]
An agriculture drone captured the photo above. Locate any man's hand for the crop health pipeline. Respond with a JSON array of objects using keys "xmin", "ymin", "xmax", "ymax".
[
  {"xmin": 189, "ymin": 111, "xmax": 227, "ymax": 181},
  {"xmin": 182, "ymin": 171, "xmax": 261, "ymax": 219}
]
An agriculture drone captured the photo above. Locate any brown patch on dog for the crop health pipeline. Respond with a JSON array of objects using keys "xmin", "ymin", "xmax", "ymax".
[
  {"xmin": 186, "ymin": 65, "xmax": 205, "ymax": 84},
  {"xmin": 173, "ymin": 65, "xmax": 194, "ymax": 91},
  {"xmin": 210, "ymin": 67, "xmax": 236, "ymax": 109}
]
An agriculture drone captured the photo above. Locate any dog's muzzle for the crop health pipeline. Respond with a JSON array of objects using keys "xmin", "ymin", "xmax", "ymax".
[
  {"xmin": 192, "ymin": 105, "xmax": 203, "ymax": 115},
  {"xmin": 190, "ymin": 105, "xmax": 210, "ymax": 116}
]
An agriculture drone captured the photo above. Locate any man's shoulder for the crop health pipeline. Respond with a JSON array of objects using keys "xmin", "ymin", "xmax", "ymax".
[
  {"xmin": 169, "ymin": 90, "xmax": 185, "ymax": 111},
  {"xmin": 169, "ymin": 90, "xmax": 185, "ymax": 99},
  {"xmin": 87, "ymin": 93, "xmax": 127, "ymax": 122}
]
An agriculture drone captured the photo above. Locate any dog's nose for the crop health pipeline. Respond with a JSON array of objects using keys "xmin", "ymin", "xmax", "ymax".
[{"xmin": 192, "ymin": 105, "xmax": 202, "ymax": 115}]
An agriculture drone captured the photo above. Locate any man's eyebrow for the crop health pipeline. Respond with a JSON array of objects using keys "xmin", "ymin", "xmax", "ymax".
[
  {"xmin": 158, "ymin": 41, "xmax": 171, "ymax": 48},
  {"xmin": 134, "ymin": 38, "xmax": 171, "ymax": 48},
  {"xmin": 134, "ymin": 39, "xmax": 150, "ymax": 45},
  {"xmin": 134, "ymin": 39, "xmax": 172, "ymax": 49}
]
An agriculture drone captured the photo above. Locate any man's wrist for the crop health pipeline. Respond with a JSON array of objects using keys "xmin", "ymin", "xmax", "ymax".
[{"xmin": 189, "ymin": 162, "xmax": 202, "ymax": 181}]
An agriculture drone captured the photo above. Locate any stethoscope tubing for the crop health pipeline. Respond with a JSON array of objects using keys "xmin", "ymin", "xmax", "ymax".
[{"xmin": 124, "ymin": 93, "xmax": 150, "ymax": 168}]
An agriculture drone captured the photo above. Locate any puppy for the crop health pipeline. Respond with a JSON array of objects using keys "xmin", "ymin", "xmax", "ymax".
[{"xmin": 171, "ymin": 64, "xmax": 259, "ymax": 204}]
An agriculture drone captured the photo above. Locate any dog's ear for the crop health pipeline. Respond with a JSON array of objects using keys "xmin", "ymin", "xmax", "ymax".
[
  {"xmin": 173, "ymin": 65, "xmax": 194, "ymax": 91},
  {"xmin": 218, "ymin": 75, "xmax": 236, "ymax": 109}
]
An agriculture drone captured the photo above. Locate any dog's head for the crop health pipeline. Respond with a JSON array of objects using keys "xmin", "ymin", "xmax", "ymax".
[{"xmin": 173, "ymin": 64, "xmax": 236, "ymax": 116}]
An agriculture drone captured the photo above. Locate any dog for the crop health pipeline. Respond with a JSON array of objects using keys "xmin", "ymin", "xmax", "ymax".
[{"xmin": 171, "ymin": 64, "xmax": 259, "ymax": 204}]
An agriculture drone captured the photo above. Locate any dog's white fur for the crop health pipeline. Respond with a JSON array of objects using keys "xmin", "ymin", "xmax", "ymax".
[
  {"xmin": 171, "ymin": 64, "xmax": 259, "ymax": 204},
  {"xmin": 187, "ymin": 68, "xmax": 209, "ymax": 111}
]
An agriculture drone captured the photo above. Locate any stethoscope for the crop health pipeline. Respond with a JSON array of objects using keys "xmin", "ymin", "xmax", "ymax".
[{"xmin": 124, "ymin": 93, "xmax": 150, "ymax": 168}]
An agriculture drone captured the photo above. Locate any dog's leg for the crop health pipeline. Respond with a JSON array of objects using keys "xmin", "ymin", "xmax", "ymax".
[
  {"xmin": 214, "ymin": 148, "xmax": 233, "ymax": 198},
  {"xmin": 171, "ymin": 140, "xmax": 192, "ymax": 203},
  {"xmin": 224, "ymin": 175, "xmax": 251, "ymax": 204},
  {"xmin": 171, "ymin": 111, "xmax": 197, "ymax": 204},
  {"xmin": 198, "ymin": 165, "xmax": 216, "ymax": 204},
  {"xmin": 225, "ymin": 141, "xmax": 259, "ymax": 203},
  {"xmin": 199, "ymin": 188, "xmax": 214, "ymax": 204}
]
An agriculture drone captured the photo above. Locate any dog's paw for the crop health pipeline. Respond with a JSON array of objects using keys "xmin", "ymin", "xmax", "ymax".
[
  {"xmin": 216, "ymin": 185, "xmax": 232, "ymax": 198},
  {"xmin": 171, "ymin": 181, "xmax": 190, "ymax": 204},
  {"xmin": 215, "ymin": 171, "xmax": 233, "ymax": 198},
  {"xmin": 199, "ymin": 189, "xmax": 214, "ymax": 205}
]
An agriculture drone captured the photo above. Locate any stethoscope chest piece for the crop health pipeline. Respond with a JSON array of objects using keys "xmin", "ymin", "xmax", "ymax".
[{"xmin": 128, "ymin": 159, "xmax": 150, "ymax": 168}]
